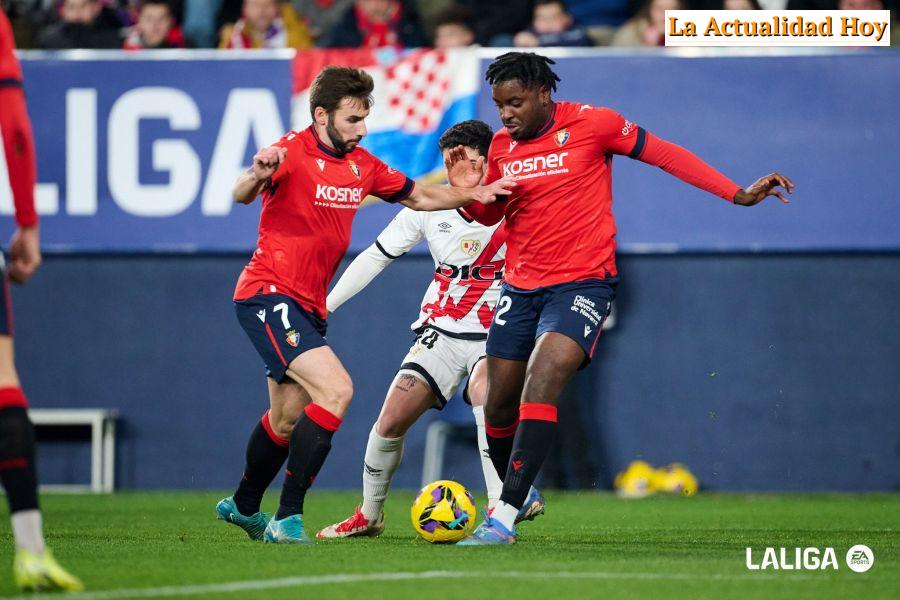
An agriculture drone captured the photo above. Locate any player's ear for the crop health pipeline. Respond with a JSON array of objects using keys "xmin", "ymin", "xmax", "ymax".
[{"xmin": 314, "ymin": 106, "xmax": 328, "ymax": 127}]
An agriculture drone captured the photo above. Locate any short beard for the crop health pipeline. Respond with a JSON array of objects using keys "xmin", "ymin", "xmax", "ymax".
[{"xmin": 326, "ymin": 115, "xmax": 359, "ymax": 156}]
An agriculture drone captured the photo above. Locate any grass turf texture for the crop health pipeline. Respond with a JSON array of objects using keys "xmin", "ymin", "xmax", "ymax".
[{"xmin": 1, "ymin": 491, "xmax": 897, "ymax": 599}]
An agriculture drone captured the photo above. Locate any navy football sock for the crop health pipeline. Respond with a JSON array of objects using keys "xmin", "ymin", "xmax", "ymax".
[
  {"xmin": 275, "ymin": 404, "xmax": 341, "ymax": 520},
  {"xmin": 485, "ymin": 420, "xmax": 518, "ymax": 481},
  {"xmin": 233, "ymin": 411, "xmax": 289, "ymax": 516},
  {"xmin": 0, "ymin": 404, "xmax": 39, "ymax": 514},
  {"xmin": 499, "ymin": 403, "xmax": 557, "ymax": 510}
]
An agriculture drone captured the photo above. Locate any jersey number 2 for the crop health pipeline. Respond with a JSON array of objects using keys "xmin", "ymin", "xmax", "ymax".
[{"xmin": 493, "ymin": 296, "xmax": 512, "ymax": 326}]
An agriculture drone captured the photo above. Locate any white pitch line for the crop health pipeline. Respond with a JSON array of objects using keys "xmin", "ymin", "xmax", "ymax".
[{"xmin": 10, "ymin": 569, "xmax": 825, "ymax": 600}]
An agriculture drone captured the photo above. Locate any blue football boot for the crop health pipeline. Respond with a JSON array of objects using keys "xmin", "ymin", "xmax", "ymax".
[
  {"xmin": 516, "ymin": 487, "xmax": 546, "ymax": 524},
  {"xmin": 264, "ymin": 514, "xmax": 313, "ymax": 544},
  {"xmin": 216, "ymin": 496, "xmax": 270, "ymax": 541},
  {"xmin": 457, "ymin": 516, "xmax": 516, "ymax": 545}
]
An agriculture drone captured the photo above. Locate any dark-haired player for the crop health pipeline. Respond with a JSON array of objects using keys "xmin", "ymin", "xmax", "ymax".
[
  {"xmin": 216, "ymin": 67, "xmax": 513, "ymax": 544},
  {"xmin": 1, "ymin": 6, "xmax": 83, "ymax": 591},
  {"xmin": 449, "ymin": 52, "xmax": 795, "ymax": 545},
  {"xmin": 318, "ymin": 120, "xmax": 543, "ymax": 539}
]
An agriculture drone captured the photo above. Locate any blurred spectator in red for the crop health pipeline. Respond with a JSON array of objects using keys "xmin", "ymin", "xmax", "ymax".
[
  {"xmin": 323, "ymin": 0, "xmax": 425, "ymax": 47},
  {"xmin": 514, "ymin": 0, "xmax": 593, "ymax": 47},
  {"xmin": 219, "ymin": 0, "xmax": 312, "ymax": 47},
  {"xmin": 431, "ymin": 5, "xmax": 475, "ymax": 48},
  {"xmin": 611, "ymin": 0, "xmax": 682, "ymax": 46},
  {"xmin": 123, "ymin": 0, "xmax": 185, "ymax": 48},
  {"xmin": 38, "ymin": 0, "xmax": 123, "ymax": 48}
]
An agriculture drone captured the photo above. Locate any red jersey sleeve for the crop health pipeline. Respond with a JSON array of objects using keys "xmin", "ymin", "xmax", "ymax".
[
  {"xmin": 591, "ymin": 107, "xmax": 741, "ymax": 202},
  {"xmin": 633, "ymin": 132, "xmax": 741, "ymax": 202},
  {"xmin": 589, "ymin": 107, "xmax": 642, "ymax": 156},
  {"xmin": 370, "ymin": 158, "xmax": 414, "ymax": 203}
]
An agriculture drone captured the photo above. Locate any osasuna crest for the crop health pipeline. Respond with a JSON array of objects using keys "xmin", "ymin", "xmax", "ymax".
[
  {"xmin": 509, "ymin": 140, "xmax": 518, "ymax": 152},
  {"xmin": 316, "ymin": 159, "xmax": 325, "ymax": 172},
  {"xmin": 555, "ymin": 129, "xmax": 570, "ymax": 147},
  {"xmin": 460, "ymin": 239, "xmax": 482, "ymax": 257},
  {"xmin": 349, "ymin": 160, "xmax": 361, "ymax": 179},
  {"xmin": 285, "ymin": 329, "xmax": 300, "ymax": 348}
]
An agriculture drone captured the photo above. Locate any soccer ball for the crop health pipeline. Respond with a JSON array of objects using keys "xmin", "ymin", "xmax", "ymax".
[
  {"xmin": 410, "ymin": 480, "xmax": 476, "ymax": 543},
  {"xmin": 653, "ymin": 463, "xmax": 699, "ymax": 496}
]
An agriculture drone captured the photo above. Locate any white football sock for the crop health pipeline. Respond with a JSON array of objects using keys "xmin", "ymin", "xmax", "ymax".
[
  {"xmin": 11, "ymin": 509, "xmax": 45, "ymax": 555},
  {"xmin": 360, "ymin": 423, "xmax": 405, "ymax": 521},
  {"xmin": 472, "ymin": 405, "xmax": 503, "ymax": 509},
  {"xmin": 491, "ymin": 501, "xmax": 518, "ymax": 532}
]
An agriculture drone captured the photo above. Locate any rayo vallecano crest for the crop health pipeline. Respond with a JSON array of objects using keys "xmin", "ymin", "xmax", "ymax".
[
  {"xmin": 555, "ymin": 129, "xmax": 570, "ymax": 147},
  {"xmin": 460, "ymin": 239, "xmax": 482, "ymax": 257}
]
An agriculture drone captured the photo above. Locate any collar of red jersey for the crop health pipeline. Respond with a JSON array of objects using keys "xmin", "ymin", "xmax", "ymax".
[{"xmin": 309, "ymin": 125, "xmax": 349, "ymax": 159}]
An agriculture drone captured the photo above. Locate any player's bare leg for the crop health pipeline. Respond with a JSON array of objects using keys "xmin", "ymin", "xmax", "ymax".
[
  {"xmin": 490, "ymin": 333, "xmax": 582, "ymax": 533},
  {"xmin": 217, "ymin": 378, "xmax": 310, "ymax": 540},
  {"xmin": 318, "ymin": 372, "xmax": 434, "ymax": 539},
  {"xmin": 0, "ymin": 337, "xmax": 82, "ymax": 591},
  {"xmin": 262, "ymin": 346, "xmax": 352, "ymax": 543}
]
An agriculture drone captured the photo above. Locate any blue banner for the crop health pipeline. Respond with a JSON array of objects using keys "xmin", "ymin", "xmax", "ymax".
[
  {"xmin": 477, "ymin": 50, "xmax": 900, "ymax": 252},
  {"xmin": 5, "ymin": 50, "xmax": 899, "ymax": 253}
]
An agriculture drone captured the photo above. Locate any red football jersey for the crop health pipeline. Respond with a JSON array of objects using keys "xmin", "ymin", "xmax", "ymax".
[
  {"xmin": 475, "ymin": 101, "xmax": 741, "ymax": 290},
  {"xmin": 234, "ymin": 126, "xmax": 414, "ymax": 318},
  {"xmin": 0, "ymin": 8, "xmax": 22, "ymax": 82}
]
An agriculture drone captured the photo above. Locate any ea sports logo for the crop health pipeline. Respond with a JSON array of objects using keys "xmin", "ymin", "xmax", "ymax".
[{"xmin": 846, "ymin": 544, "xmax": 874, "ymax": 573}]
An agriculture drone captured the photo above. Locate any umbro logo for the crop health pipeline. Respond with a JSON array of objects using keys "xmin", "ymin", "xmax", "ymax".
[
  {"xmin": 364, "ymin": 462, "xmax": 383, "ymax": 476},
  {"xmin": 438, "ymin": 222, "xmax": 452, "ymax": 230},
  {"xmin": 584, "ymin": 325, "xmax": 592, "ymax": 337},
  {"xmin": 316, "ymin": 159, "xmax": 325, "ymax": 171},
  {"xmin": 256, "ymin": 310, "xmax": 266, "ymax": 322}
]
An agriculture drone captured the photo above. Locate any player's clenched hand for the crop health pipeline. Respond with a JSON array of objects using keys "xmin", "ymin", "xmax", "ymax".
[
  {"xmin": 445, "ymin": 145, "xmax": 483, "ymax": 188},
  {"xmin": 473, "ymin": 176, "xmax": 516, "ymax": 205},
  {"xmin": 252, "ymin": 146, "xmax": 287, "ymax": 181},
  {"xmin": 7, "ymin": 226, "xmax": 41, "ymax": 284},
  {"xmin": 734, "ymin": 173, "xmax": 795, "ymax": 206}
]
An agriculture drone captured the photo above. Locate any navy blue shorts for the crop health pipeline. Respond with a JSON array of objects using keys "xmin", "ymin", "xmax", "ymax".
[
  {"xmin": 234, "ymin": 293, "xmax": 328, "ymax": 382},
  {"xmin": 485, "ymin": 278, "xmax": 617, "ymax": 369}
]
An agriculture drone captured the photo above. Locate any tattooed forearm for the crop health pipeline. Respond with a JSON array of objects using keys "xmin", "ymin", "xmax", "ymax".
[{"xmin": 394, "ymin": 374, "xmax": 419, "ymax": 393}]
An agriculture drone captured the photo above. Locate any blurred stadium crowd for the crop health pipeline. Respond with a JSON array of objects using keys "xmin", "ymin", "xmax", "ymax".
[{"xmin": 3, "ymin": 0, "xmax": 898, "ymax": 51}]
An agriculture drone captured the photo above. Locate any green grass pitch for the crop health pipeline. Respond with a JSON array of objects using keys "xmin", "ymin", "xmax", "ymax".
[{"xmin": 1, "ymin": 491, "xmax": 897, "ymax": 598}]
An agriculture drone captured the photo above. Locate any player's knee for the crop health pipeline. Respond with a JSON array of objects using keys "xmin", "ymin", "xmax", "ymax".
[
  {"xmin": 484, "ymin": 401, "xmax": 518, "ymax": 428},
  {"xmin": 271, "ymin": 416, "xmax": 297, "ymax": 439},
  {"xmin": 318, "ymin": 378, "xmax": 353, "ymax": 418},
  {"xmin": 375, "ymin": 414, "xmax": 408, "ymax": 439}
]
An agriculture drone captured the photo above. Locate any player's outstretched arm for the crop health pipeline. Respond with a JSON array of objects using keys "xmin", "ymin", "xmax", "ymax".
[
  {"xmin": 632, "ymin": 132, "xmax": 794, "ymax": 206},
  {"xmin": 400, "ymin": 177, "xmax": 515, "ymax": 212},
  {"xmin": 733, "ymin": 173, "xmax": 795, "ymax": 206},
  {"xmin": 233, "ymin": 146, "xmax": 287, "ymax": 204},
  {"xmin": 326, "ymin": 244, "xmax": 395, "ymax": 315}
]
